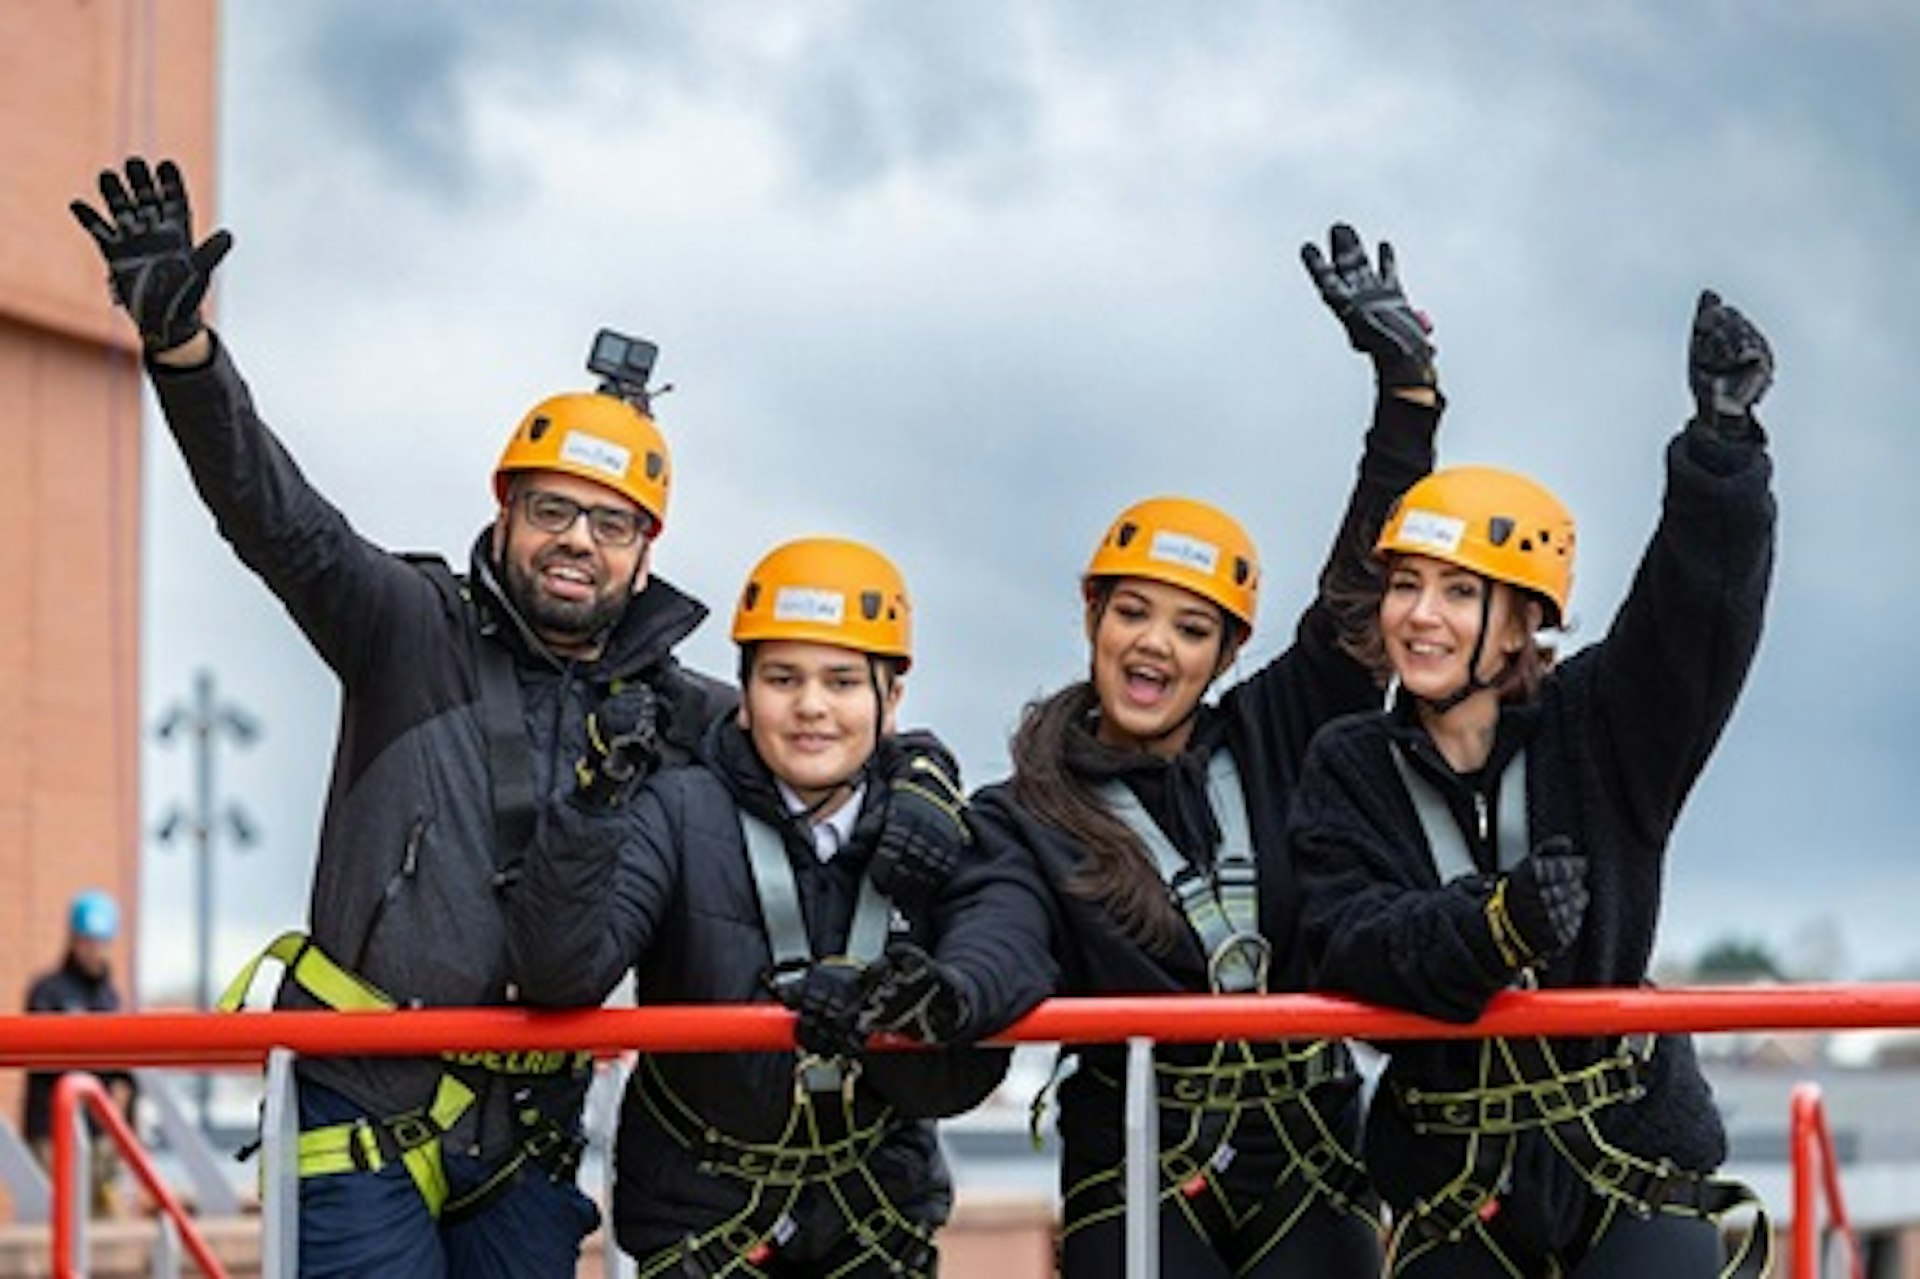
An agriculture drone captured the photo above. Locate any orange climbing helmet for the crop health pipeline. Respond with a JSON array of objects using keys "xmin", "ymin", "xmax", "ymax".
[
  {"xmin": 1376, "ymin": 465, "xmax": 1575, "ymax": 624},
  {"xmin": 732, "ymin": 537, "xmax": 914, "ymax": 669},
  {"xmin": 493, "ymin": 392, "xmax": 672, "ymax": 535},
  {"xmin": 1084, "ymin": 496, "xmax": 1260, "ymax": 635}
]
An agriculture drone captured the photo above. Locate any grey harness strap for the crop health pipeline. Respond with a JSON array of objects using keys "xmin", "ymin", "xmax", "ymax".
[
  {"xmin": 740, "ymin": 811, "xmax": 892, "ymax": 1090},
  {"xmin": 1389, "ymin": 745, "xmax": 1529, "ymax": 883},
  {"xmin": 1098, "ymin": 750, "xmax": 1270, "ymax": 994}
]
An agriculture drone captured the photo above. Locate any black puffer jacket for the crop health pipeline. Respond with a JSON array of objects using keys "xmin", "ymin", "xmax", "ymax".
[
  {"xmin": 969, "ymin": 389, "xmax": 1438, "ymax": 1187},
  {"xmin": 148, "ymin": 335, "xmax": 731, "ymax": 1156},
  {"xmin": 508, "ymin": 718, "xmax": 1055, "ymax": 1262},
  {"xmin": 1289, "ymin": 424, "xmax": 1775, "ymax": 1255}
]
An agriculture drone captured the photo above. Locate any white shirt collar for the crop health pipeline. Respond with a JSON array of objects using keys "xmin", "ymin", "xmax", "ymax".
[{"xmin": 777, "ymin": 780, "xmax": 867, "ymax": 863}]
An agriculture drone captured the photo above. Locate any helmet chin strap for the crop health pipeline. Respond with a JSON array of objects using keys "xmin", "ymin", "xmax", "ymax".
[{"xmin": 1416, "ymin": 585, "xmax": 1502, "ymax": 717}]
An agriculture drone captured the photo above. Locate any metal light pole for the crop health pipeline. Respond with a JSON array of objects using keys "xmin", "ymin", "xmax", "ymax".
[{"xmin": 154, "ymin": 668, "xmax": 259, "ymax": 1127}]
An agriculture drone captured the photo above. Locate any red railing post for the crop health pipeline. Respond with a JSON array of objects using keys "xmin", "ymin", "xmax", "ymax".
[
  {"xmin": 50, "ymin": 1072, "xmax": 230, "ymax": 1279},
  {"xmin": 1789, "ymin": 1082, "xmax": 1864, "ymax": 1279}
]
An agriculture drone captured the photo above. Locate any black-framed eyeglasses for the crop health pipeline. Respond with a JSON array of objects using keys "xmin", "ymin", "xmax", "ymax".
[{"xmin": 518, "ymin": 489, "xmax": 650, "ymax": 548}]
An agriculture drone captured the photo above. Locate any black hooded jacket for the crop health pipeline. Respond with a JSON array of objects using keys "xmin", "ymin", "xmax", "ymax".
[
  {"xmin": 147, "ymin": 335, "xmax": 732, "ymax": 1155},
  {"xmin": 508, "ymin": 717, "xmax": 1056, "ymax": 1261},
  {"xmin": 969, "ymin": 389, "xmax": 1439, "ymax": 1178},
  {"xmin": 1288, "ymin": 424, "xmax": 1775, "ymax": 1255}
]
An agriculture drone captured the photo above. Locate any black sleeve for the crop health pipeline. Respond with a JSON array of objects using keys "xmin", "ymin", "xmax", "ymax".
[
  {"xmin": 146, "ymin": 334, "xmax": 436, "ymax": 682},
  {"xmin": 1289, "ymin": 725, "xmax": 1512, "ymax": 1024},
  {"xmin": 1584, "ymin": 426, "xmax": 1776, "ymax": 848},
  {"xmin": 505, "ymin": 784, "xmax": 680, "ymax": 1008},
  {"xmin": 861, "ymin": 1045, "xmax": 1015, "ymax": 1120},
  {"xmin": 1227, "ymin": 389, "xmax": 1441, "ymax": 763},
  {"xmin": 929, "ymin": 802, "xmax": 1061, "ymax": 1042}
]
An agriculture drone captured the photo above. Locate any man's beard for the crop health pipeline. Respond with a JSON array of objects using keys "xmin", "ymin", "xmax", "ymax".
[{"xmin": 503, "ymin": 548, "xmax": 634, "ymax": 649}]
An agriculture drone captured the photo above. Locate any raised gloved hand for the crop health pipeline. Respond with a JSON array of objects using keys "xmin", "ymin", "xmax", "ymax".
[
  {"xmin": 868, "ymin": 745, "xmax": 970, "ymax": 919},
  {"xmin": 1301, "ymin": 222, "xmax": 1435, "ymax": 389},
  {"xmin": 572, "ymin": 683, "xmax": 662, "ymax": 808},
  {"xmin": 774, "ymin": 960, "xmax": 870, "ymax": 1060},
  {"xmin": 856, "ymin": 942, "xmax": 970, "ymax": 1047},
  {"xmin": 1688, "ymin": 289, "xmax": 1774, "ymax": 442},
  {"xmin": 1486, "ymin": 836, "xmax": 1590, "ymax": 969},
  {"xmin": 70, "ymin": 157, "xmax": 233, "ymax": 352}
]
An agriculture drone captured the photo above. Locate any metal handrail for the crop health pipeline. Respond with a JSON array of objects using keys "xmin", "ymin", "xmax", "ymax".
[
  {"xmin": 50, "ymin": 1072, "xmax": 230, "ymax": 1279},
  {"xmin": 1791, "ymin": 1083, "xmax": 1864, "ymax": 1279},
  {"xmin": 6, "ymin": 983, "xmax": 1920, "ymax": 1065}
]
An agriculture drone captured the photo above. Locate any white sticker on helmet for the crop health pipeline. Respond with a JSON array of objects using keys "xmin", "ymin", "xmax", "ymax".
[
  {"xmin": 1148, "ymin": 530, "xmax": 1220, "ymax": 575},
  {"xmin": 1397, "ymin": 510, "xmax": 1466, "ymax": 554},
  {"xmin": 773, "ymin": 587, "xmax": 845, "ymax": 626},
  {"xmin": 558, "ymin": 431, "xmax": 632, "ymax": 481}
]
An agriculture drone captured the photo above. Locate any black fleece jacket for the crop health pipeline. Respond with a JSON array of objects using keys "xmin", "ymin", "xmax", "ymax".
[
  {"xmin": 970, "ymin": 388, "xmax": 1439, "ymax": 1177},
  {"xmin": 1289, "ymin": 423, "xmax": 1775, "ymax": 1255},
  {"xmin": 508, "ymin": 718, "xmax": 1056, "ymax": 1261}
]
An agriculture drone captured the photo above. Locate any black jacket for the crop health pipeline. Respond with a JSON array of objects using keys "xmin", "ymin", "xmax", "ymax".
[
  {"xmin": 508, "ymin": 718, "xmax": 1056, "ymax": 1261},
  {"xmin": 22, "ymin": 958, "xmax": 131, "ymax": 1141},
  {"xmin": 969, "ymin": 389, "xmax": 1438, "ymax": 1178},
  {"xmin": 1289, "ymin": 424, "xmax": 1775, "ymax": 1254},
  {"xmin": 148, "ymin": 335, "xmax": 731, "ymax": 1154}
]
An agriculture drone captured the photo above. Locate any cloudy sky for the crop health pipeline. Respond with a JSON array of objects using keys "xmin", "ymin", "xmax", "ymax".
[{"xmin": 133, "ymin": 4, "xmax": 1920, "ymax": 1001}]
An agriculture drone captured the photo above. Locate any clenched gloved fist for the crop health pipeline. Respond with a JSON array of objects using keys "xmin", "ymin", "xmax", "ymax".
[
  {"xmin": 572, "ymin": 683, "xmax": 662, "ymax": 808},
  {"xmin": 776, "ymin": 960, "xmax": 870, "ymax": 1060},
  {"xmin": 70, "ymin": 157, "xmax": 233, "ymax": 353},
  {"xmin": 1688, "ymin": 289, "xmax": 1774, "ymax": 442},
  {"xmin": 868, "ymin": 745, "xmax": 970, "ymax": 920},
  {"xmin": 1488, "ymin": 836, "xmax": 1590, "ymax": 969},
  {"xmin": 856, "ymin": 943, "xmax": 970, "ymax": 1047},
  {"xmin": 1302, "ymin": 222, "xmax": 1436, "ymax": 389}
]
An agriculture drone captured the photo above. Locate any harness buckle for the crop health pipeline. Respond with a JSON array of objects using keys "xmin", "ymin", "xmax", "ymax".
[{"xmin": 384, "ymin": 1113, "xmax": 439, "ymax": 1152}]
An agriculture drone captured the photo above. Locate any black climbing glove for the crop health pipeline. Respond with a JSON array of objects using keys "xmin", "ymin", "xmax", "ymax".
[
  {"xmin": 1301, "ymin": 222, "xmax": 1435, "ymax": 389},
  {"xmin": 868, "ymin": 744, "xmax": 970, "ymax": 919},
  {"xmin": 70, "ymin": 157, "xmax": 234, "ymax": 353},
  {"xmin": 777, "ymin": 960, "xmax": 870, "ymax": 1060},
  {"xmin": 572, "ymin": 684, "xmax": 662, "ymax": 808},
  {"xmin": 1688, "ymin": 289, "xmax": 1774, "ymax": 443},
  {"xmin": 856, "ymin": 942, "xmax": 970, "ymax": 1047},
  {"xmin": 1487, "ymin": 836, "xmax": 1590, "ymax": 969}
]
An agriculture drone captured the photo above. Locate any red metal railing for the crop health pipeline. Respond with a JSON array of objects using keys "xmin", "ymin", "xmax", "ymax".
[
  {"xmin": 10, "ymin": 986, "xmax": 1914, "ymax": 1276},
  {"xmin": 6, "ymin": 982, "xmax": 1920, "ymax": 1065},
  {"xmin": 1791, "ymin": 1082, "xmax": 1864, "ymax": 1279},
  {"xmin": 50, "ymin": 1072, "xmax": 230, "ymax": 1279}
]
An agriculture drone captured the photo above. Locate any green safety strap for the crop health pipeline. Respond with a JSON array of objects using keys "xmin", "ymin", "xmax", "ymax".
[
  {"xmin": 1390, "ymin": 744, "xmax": 1528, "ymax": 882},
  {"xmin": 294, "ymin": 1073, "xmax": 474, "ymax": 1217},
  {"xmin": 740, "ymin": 811, "xmax": 893, "ymax": 1091},
  {"xmin": 1097, "ymin": 750, "xmax": 1268, "ymax": 993},
  {"xmin": 216, "ymin": 930, "xmax": 397, "ymax": 1014}
]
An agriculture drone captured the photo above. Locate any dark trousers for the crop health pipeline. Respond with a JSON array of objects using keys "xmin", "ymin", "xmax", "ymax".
[
  {"xmin": 1395, "ymin": 1209, "xmax": 1722, "ymax": 1278},
  {"xmin": 297, "ymin": 1080, "xmax": 599, "ymax": 1279},
  {"xmin": 1062, "ymin": 1194, "xmax": 1381, "ymax": 1278}
]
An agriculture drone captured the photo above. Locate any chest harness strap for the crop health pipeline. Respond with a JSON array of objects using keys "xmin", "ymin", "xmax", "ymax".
[
  {"xmin": 1382, "ymin": 749, "xmax": 1772, "ymax": 1279},
  {"xmin": 218, "ymin": 931, "xmax": 588, "ymax": 1222},
  {"xmin": 1072, "ymin": 752, "xmax": 1378, "ymax": 1250},
  {"xmin": 628, "ymin": 813, "xmax": 931, "ymax": 1278}
]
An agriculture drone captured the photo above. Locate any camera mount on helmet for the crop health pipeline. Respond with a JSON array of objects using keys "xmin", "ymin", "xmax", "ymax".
[{"xmin": 587, "ymin": 328, "xmax": 672, "ymax": 415}]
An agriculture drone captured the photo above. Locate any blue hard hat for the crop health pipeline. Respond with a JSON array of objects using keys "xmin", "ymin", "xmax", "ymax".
[{"xmin": 70, "ymin": 890, "xmax": 120, "ymax": 941}]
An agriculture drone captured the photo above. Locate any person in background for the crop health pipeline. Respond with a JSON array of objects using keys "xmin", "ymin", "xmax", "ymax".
[
  {"xmin": 1289, "ymin": 291, "xmax": 1777, "ymax": 1277},
  {"xmin": 23, "ymin": 890, "xmax": 137, "ymax": 1217},
  {"xmin": 964, "ymin": 225, "xmax": 1442, "ymax": 1276},
  {"xmin": 508, "ymin": 536, "xmax": 1054, "ymax": 1278}
]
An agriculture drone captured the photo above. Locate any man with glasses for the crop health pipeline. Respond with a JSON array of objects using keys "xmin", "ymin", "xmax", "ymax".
[{"xmin": 71, "ymin": 156, "xmax": 732, "ymax": 1276}]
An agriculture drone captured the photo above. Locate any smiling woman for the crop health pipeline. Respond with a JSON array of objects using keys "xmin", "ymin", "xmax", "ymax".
[{"xmin": 967, "ymin": 224, "xmax": 1445, "ymax": 1278}]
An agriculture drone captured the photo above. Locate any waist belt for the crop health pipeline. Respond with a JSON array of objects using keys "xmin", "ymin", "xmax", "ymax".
[
  {"xmin": 221, "ymin": 930, "xmax": 586, "ymax": 1219},
  {"xmin": 1386, "ymin": 1034, "xmax": 1772, "ymax": 1279},
  {"xmin": 1151, "ymin": 1039, "xmax": 1348, "ymax": 1111}
]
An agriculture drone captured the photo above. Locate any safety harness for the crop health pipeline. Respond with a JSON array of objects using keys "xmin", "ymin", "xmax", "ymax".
[
  {"xmin": 1062, "ymin": 752, "xmax": 1379, "ymax": 1252},
  {"xmin": 218, "ymin": 931, "xmax": 588, "ymax": 1221},
  {"xmin": 628, "ymin": 810, "xmax": 934, "ymax": 1278},
  {"xmin": 217, "ymin": 570, "xmax": 593, "ymax": 1223},
  {"xmin": 1382, "ymin": 744, "xmax": 1772, "ymax": 1279}
]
